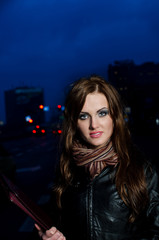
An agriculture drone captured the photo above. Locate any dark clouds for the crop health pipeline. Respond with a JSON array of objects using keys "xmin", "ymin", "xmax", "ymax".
[{"xmin": 0, "ymin": 0, "xmax": 159, "ymax": 122}]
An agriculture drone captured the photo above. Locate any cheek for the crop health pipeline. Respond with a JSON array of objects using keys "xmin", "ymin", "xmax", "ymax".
[
  {"xmin": 104, "ymin": 118, "xmax": 114, "ymax": 132},
  {"xmin": 77, "ymin": 122, "xmax": 85, "ymax": 134},
  {"xmin": 109, "ymin": 119, "xmax": 114, "ymax": 129},
  {"xmin": 110, "ymin": 122, "xmax": 114, "ymax": 135},
  {"xmin": 77, "ymin": 122, "xmax": 89, "ymax": 139}
]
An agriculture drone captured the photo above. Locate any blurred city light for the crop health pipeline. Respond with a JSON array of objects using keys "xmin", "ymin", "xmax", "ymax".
[
  {"xmin": 29, "ymin": 119, "xmax": 33, "ymax": 123},
  {"xmin": 156, "ymin": 119, "xmax": 159, "ymax": 126},
  {"xmin": 0, "ymin": 121, "xmax": 4, "ymax": 125},
  {"xmin": 61, "ymin": 106, "xmax": 65, "ymax": 111},
  {"xmin": 43, "ymin": 106, "xmax": 49, "ymax": 111},
  {"xmin": 57, "ymin": 105, "xmax": 61, "ymax": 109},
  {"xmin": 57, "ymin": 105, "xmax": 65, "ymax": 111},
  {"xmin": 25, "ymin": 115, "xmax": 31, "ymax": 122},
  {"xmin": 39, "ymin": 105, "xmax": 44, "ymax": 109}
]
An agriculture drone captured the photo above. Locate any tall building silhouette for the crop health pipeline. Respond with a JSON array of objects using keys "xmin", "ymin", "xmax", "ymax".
[
  {"xmin": 5, "ymin": 87, "xmax": 45, "ymax": 128},
  {"xmin": 108, "ymin": 60, "xmax": 159, "ymax": 135}
]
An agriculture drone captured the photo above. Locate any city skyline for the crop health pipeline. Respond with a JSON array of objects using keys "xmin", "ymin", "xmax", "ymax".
[{"xmin": 1, "ymin": 0, "xmax": 159, "ymax": 123}]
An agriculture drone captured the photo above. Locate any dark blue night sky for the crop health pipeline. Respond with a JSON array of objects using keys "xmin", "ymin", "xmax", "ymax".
[{"xmin": 0, "ymin": 0, "xmax": 159, "ymax": 123}]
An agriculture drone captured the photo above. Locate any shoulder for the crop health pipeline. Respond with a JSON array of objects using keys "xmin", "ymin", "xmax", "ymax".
[
  {"xmin": 144, "ymin": 161, "xmax": 159, "ymax": 192},
  {"xmin": 131, "ymin": 145, "xmax": 159, "ymax": 189},
  {"xmin": 129, "ymin": 143, "xmax": 159, "ymax": 184}
]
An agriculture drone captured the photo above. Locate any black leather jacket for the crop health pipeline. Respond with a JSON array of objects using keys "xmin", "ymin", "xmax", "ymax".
[{"xmin": 48, "ymin": 161, "xmax": 159, "ymax": 240}]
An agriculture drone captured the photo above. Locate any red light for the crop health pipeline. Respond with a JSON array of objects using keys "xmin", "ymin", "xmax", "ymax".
[
  {"xmin": 29, "ymin": 119, "xmax": 33, "ymax": 123},
  {"xmin": 58, "ymin": 130, "xmax": 62, "ymax": 134},
  {"xmin": 52, "ymin": 130, "xmax": 56, "ymax": 134},
  {"xmin": 32, "ymin": 130, "xmax": 36, "ymax": 134},
  {"xmin": 41, "ymin": 129, "xmax": 45, "ymax": 133},
  {"xmin": 39, "ymin": 105, "xmax": 44, "ymax": 109},
  {"xmin": 36, "ymin": 125, "xmax": 40, "ymax": 129},
  {"xmin": 57, "ymin": 105, "xmax": 61, "ymax": 109}
]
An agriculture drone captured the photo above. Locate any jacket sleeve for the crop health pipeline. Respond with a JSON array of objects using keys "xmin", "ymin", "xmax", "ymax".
[{"xmin": 144, "ymin": 163, "xmax": 159, "ymax": 240}]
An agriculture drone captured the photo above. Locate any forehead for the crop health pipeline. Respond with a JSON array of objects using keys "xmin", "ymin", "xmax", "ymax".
[{"xmin": 81, "ymin": 92, "xmax": 109, "ymax": 111}]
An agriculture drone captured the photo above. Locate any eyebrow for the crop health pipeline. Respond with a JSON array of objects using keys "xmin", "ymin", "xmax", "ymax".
[
  {"xmin": 97, "ymin": 107, "xmax": 109, "ymax": 113},
  {"xmin": 80, "ymin": 107, "xmax": 109, "ymax": 114}
]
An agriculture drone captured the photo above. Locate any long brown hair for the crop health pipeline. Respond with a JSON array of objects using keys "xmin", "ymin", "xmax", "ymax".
[{"xmin": 54, "ymin": 75, "xmax": 148, "ymax": 222}]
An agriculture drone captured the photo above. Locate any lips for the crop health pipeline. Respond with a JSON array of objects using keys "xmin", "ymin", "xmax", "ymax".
[{"xmin": 90, "ymin": 131, "xmax": 103, "ymax": 138}]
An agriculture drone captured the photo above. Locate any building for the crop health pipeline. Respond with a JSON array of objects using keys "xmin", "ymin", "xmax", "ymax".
[
  {"xmin": 108, "ymin": 60, "xmax": 159, "ymax": 135},
  {"xmin": 5, "ymin": 87, "xmax": 45, "ymax": 129}
]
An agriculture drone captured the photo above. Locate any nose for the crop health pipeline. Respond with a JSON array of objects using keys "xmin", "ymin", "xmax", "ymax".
[{"xmin": 89, "ymin": 116, "xmax": 99, "ymax": 130}]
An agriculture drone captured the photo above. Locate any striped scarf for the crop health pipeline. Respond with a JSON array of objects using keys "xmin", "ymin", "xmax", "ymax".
[{"xmin": 72, "ymin": 140, "xmax": 118, "ymax": 179}]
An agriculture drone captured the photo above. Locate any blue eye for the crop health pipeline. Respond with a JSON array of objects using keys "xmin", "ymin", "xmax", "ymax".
[
  {"xmin": 79, "ymin": 113, "xmax": 89, "ymax": 120},
  {"xmin": 98, "ymin": 110, "xmax": 109, "ymax": 117}
]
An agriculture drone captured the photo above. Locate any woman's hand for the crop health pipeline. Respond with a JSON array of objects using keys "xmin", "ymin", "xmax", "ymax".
[{"xmin": 35, "ymin": 224, "xmax": 66, "ymax": 240}]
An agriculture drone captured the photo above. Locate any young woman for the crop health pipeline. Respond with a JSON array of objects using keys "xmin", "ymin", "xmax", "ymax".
[{"xmin": 36, "ymin": 75, "xmax": 159, "ymax": 240}]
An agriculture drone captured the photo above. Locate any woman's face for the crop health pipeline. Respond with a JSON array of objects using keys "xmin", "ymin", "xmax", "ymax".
[{"xmin": 77, "ymin": 92, "xmax": 114, "ymax": 148}]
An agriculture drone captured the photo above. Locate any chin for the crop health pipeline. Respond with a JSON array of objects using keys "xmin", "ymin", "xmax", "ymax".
[{"xmin": 90, "ymin": 141, "xmax": 105, "ymax": 148}]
